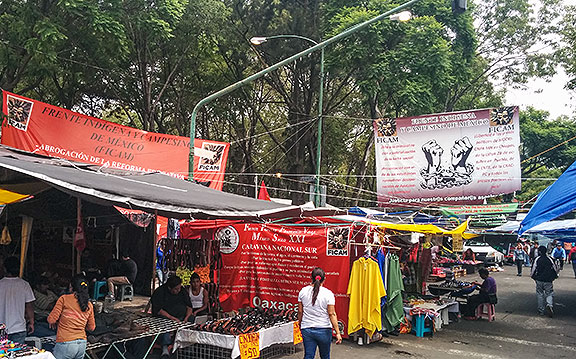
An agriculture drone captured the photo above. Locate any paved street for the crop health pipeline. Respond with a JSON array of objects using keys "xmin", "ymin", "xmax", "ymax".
[{"xmin": 287, "ymin": 267, "xmax": 576, "ymax": 359}]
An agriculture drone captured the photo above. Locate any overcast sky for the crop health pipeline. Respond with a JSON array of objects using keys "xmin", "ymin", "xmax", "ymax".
[
  {"xmin": 504, "ymin": 0, "xmax": 575, "ymax": 120},
  {"xmin": 505, "ymin": 69, "xmax": 575, "ymax": 119}
]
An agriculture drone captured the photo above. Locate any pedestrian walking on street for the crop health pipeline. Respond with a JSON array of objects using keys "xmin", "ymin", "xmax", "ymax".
[
  {"xmin": 513, "ymin": 242, "xmax": 526, "ymax": 276},
  {"xmin": 298, "ymin": 267, "xmax": 342, "ymax": 359},
  {"xmin": 568, "ymin": 244, "xmax": 576, "ymax": 278},
  {"xmin": 531, "ymin": 246, "xmax": 559, "ymax": 317},
  {"xmin": 552, "ymin": 243, "xmax": 566, "ymax": 270},
  {"xmin": 523, "ymin": 241, "xmax": 531, "ymax": 267},
  {"xmin": 529, "ymin": 242, "xmax": 538, "ymax": 265}
]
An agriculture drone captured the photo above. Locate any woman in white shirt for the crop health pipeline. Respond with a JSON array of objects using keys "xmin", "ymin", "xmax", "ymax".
[
  {"xmin": 187, "ymin": 273, "xmax": 208, "ymax": 316},
  {"xmin": 298, "ymin": 267, "xmax": 342, "ymax": 359}
]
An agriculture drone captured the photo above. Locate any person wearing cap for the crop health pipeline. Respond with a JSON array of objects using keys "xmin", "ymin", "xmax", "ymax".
[{"xmin": 551, "ymin": 243, "xmax": 567, "ymax": 270}]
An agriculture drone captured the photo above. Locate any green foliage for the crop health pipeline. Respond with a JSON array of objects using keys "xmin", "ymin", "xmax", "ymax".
[
  {"xmin": 0, "ymin": 0, "xmax": 571, "ymax": 207},
  {"xmin": 517, "ymin": 107, "xmax": 576, "ymax": 201},
  {"xmin": 559, "ymin": 5, "xmax": 576, "ymax": 90}
]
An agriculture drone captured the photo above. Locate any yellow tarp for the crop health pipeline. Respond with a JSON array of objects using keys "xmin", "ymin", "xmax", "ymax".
[
  {"xmin": 0, "ymin": 189, "xmax": 30, "ymax": 204},
  {"xmin": 369, "ymin": 219, "xmax": 478, "ymax": 239}
]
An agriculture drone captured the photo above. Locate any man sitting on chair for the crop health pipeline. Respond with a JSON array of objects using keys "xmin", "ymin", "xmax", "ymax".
[
  {"xmin": 461, "ymin": 268, "xmax": 497, "ymax": 319},
  {"xmin": 106, "ymin": 250, "xmax": 137, "ymax": 298}
]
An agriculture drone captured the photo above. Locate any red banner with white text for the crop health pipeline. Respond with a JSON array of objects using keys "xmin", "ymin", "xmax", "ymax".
[
  {"xmin": 217, "ymin": 223, "xmax": 351, "ymax": 336},
  {"xmin": 1, "ymin": 91, "xmax": 229, "ymax": 190}
]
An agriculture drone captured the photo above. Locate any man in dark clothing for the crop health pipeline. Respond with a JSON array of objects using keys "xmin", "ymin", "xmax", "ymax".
[
  {"xmin": 151, "ymin": 276, "xmax": 193, "ymax": 358},
  {"xmin": 461, "ymin": 268, "xmax": 497, "ymax": 318},
  {"xmin": 531, "ymin": 246, "xmax": 558, "ymax": 317},
  {"xmin": 106, "ymin": 250, "xmax": 138, "ymax": 296}
]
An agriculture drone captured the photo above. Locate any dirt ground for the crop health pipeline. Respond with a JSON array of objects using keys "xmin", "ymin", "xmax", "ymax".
[{"xmin": 284, "ymin": 266, "xmax": 576, "ymax": 359}]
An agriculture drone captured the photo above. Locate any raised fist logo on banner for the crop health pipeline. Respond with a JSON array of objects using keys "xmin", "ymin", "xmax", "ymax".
[
  {"xmin": 451, "ymin": 136, "xmax": 473, "ymax": 173},
  {"xmin": 420, "ymin": 137, "xmax": 474, "ymax": 190},
  {"xmin": 422, "ymin": 140, "xmax": 444, "ymax": 175}
]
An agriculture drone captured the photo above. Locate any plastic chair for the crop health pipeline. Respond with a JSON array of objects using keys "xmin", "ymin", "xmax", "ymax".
[
  {"xmin": 411, "ymin": 314, "xmax": 433, "ymax": 337},
  {"xmin": 116, "ymin": 283, "xmax": 134, "ymax": 301},
  {"xmin": 92, "ymin": 281, "xmax": 108, "ymax": 300},
  {"xmin": 476, "ymin": 303, "xmax": 495, "ymax": 322}
]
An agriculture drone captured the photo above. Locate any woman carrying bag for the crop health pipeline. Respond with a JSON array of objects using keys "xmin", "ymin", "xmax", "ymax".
[
  {"xmin": 298, "ymin": 267, "xmax": 342, "ymax": 359},
  {"xmin": 48, "ymin": 275, "xmax": 96, "ymax": 359}
]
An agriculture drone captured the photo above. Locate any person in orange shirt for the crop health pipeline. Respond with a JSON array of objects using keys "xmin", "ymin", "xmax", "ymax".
[{"xmin": 48, "ymin": 275, "xmax": 96, "ymax": 359}]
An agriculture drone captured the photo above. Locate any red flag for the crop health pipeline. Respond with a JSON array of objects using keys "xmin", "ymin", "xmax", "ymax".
[
  {"xmin": 74, "ymin": 198, "xmax": 86, "ymax": 252},
  {"xmin": 258, "ymin": 180, "xmax": 271, "ymax": 201}
]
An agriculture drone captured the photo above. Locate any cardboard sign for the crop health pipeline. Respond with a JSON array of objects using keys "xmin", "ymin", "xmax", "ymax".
[
  {"xmin": 239, "ymin": 332, "xmax": 260, "ymax": 359},
  {"xmin": 293, "ymin": 322, "xmax": 303, "ymax": 345},
  {"xmin": 452, "ymin": 233, "xmax": 463, "ymax": 252}
]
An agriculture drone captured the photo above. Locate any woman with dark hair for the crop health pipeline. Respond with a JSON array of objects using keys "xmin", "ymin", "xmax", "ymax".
[
  {"xmin": 297, "ymin": 267, "xmax": 342, "ymax": 359},
  {"xmin": 48, "ymin": 275, "xmax": 96, "ymax": 359},
  {"xmin": 462, "ymin": 248, "xmax": 476, "ymax": 262}
]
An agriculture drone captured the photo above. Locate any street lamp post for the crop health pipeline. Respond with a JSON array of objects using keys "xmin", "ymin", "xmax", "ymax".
[
  {"xmin": 250, "ymin": 35, "xmax": 325, "ymax": 206},
  {"xmin": 188, "ymin": 0, "xmax": 417, "ymax": 194}
]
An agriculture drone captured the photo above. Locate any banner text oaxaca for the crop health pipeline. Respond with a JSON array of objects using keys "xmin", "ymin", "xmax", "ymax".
[
  {"xmin": 1, "ymin": 91, "xmax": 229, "ymax": 190},
  {"xmin": 373, "ymin": 107, "xmax": 521, "ymax": 206},
  {"xmin": 217, "ymin": 223, "xmax": 350, "ymax": 336}
]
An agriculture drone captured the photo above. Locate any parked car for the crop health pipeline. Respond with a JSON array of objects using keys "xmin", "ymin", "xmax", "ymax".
[{"xmin": 462, "ymin": 239, "xmax": 505, "ymax": 265}]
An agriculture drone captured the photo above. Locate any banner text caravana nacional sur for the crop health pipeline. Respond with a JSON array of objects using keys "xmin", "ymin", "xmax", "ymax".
[
  {"xmin": 373, "ymin": 107, "xmax": 521, "ymax": 206},
  {"xmin": 217, "ymin": 223, "xmax": 351, "ymax": 336},
  {"xmin": 1, "ymin": 91, "xmax": 229, "ymax": 190}
]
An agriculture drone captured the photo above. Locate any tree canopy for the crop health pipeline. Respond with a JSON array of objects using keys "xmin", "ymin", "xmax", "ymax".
[{"xmin": 1, "ymin": 0, "xmax": 574, "ymax": 207}]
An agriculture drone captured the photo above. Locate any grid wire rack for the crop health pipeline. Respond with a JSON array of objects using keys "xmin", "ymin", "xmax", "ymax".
[{"xmin": 176, "ymin": 342, "xmax": 299, "ymax": 359}]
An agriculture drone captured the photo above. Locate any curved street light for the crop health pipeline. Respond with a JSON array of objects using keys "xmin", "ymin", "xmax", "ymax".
[
  {"xmin": 250, "ymin": 34, "xmax": 325, "ymax": 206},
  {"xmin": 187, "ymin": 0, "xmax": 420, "ymax": 207}
]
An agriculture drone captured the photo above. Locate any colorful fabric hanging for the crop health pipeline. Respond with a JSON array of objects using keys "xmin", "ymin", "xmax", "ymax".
[{"xmin": 347, "ymin": 257, "xmax": 387, "ymax": 337}]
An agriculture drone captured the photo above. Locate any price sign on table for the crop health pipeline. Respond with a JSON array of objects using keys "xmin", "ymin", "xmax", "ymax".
[
  {"xmin": 452, "ymin": 233, "xmax": 463, "ymax": 252},
  {"xmin": 293, "ymin": 322, "xmax": 303, "ymax": 345},
  {"xmin": 239, "ymin": 332, "xmax": 260, "ymax": 359}
]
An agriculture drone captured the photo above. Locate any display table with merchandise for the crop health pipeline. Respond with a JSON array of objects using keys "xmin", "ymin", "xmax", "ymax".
[
  {"xmin": 174, "ymin": 321, "xmax": 297, "ymax": 359},
  {"xmin": 37, "ymin": 316, "xmax": 194, "ymax": 359},
  {"xmin": 404, "ymin": 299, "xmax": 459, "ymax": 331},
  {"xmin": 0, "ymin": 341, "xmax": 55, "ymax": 359},
  {"xmin": 174, "ymin": 308, "xmax": 300, "ymax": 359},
  {"xmin": 1, "ymin": 323, "xmax": 55, "ymax": 359}
]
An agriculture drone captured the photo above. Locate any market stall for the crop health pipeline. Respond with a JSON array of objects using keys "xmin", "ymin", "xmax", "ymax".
[
  {"xmin": 176, "ymin": 216, "xmax": 474, "ymax": 350},
  {"xmin": 173, "ymin": 308, "xmax": 299, "ymax": 359}
]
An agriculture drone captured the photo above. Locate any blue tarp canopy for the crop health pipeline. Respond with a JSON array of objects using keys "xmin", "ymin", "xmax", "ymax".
[
  {"xmin": 519, "ymin": 160, "xmax": 576, "ymax": 235},
  {"xmin": 491, "ymin": 219, "xmax": 576, "ymax": 242}
]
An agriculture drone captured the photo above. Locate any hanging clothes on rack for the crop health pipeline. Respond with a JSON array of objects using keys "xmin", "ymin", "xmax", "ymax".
[
  {"xmin": 376, "ymin": 248, "xmax": 388, "ymax": 291},
  {"xmin": 347, "ymin": 256, "xmax": 387, "ymax": 337},
  {"xmin": 383, "ymin": 254, "xmax": 405, "ymax": 332}
]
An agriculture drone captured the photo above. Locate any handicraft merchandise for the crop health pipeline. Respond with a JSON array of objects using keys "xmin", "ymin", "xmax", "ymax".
[{"xmin": 191, "ymin": 307, "xmax": 297, "ymax": 335}]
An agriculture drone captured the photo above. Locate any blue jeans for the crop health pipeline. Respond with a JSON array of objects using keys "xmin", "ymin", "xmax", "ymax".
[
  {"xmin": 53, "ymin": 339, "xmax": 87, "ymax": 359},
  {"xmin": 156, "ymin": 268, "xmax": 166, "ymax": 284},
  {"xmin": 8, "ymin": 331, "xmax": 27, "ymax": 344},
  {"xmin": 301, "ymin": 327, "xmax": 332, "ymax": 359}
]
